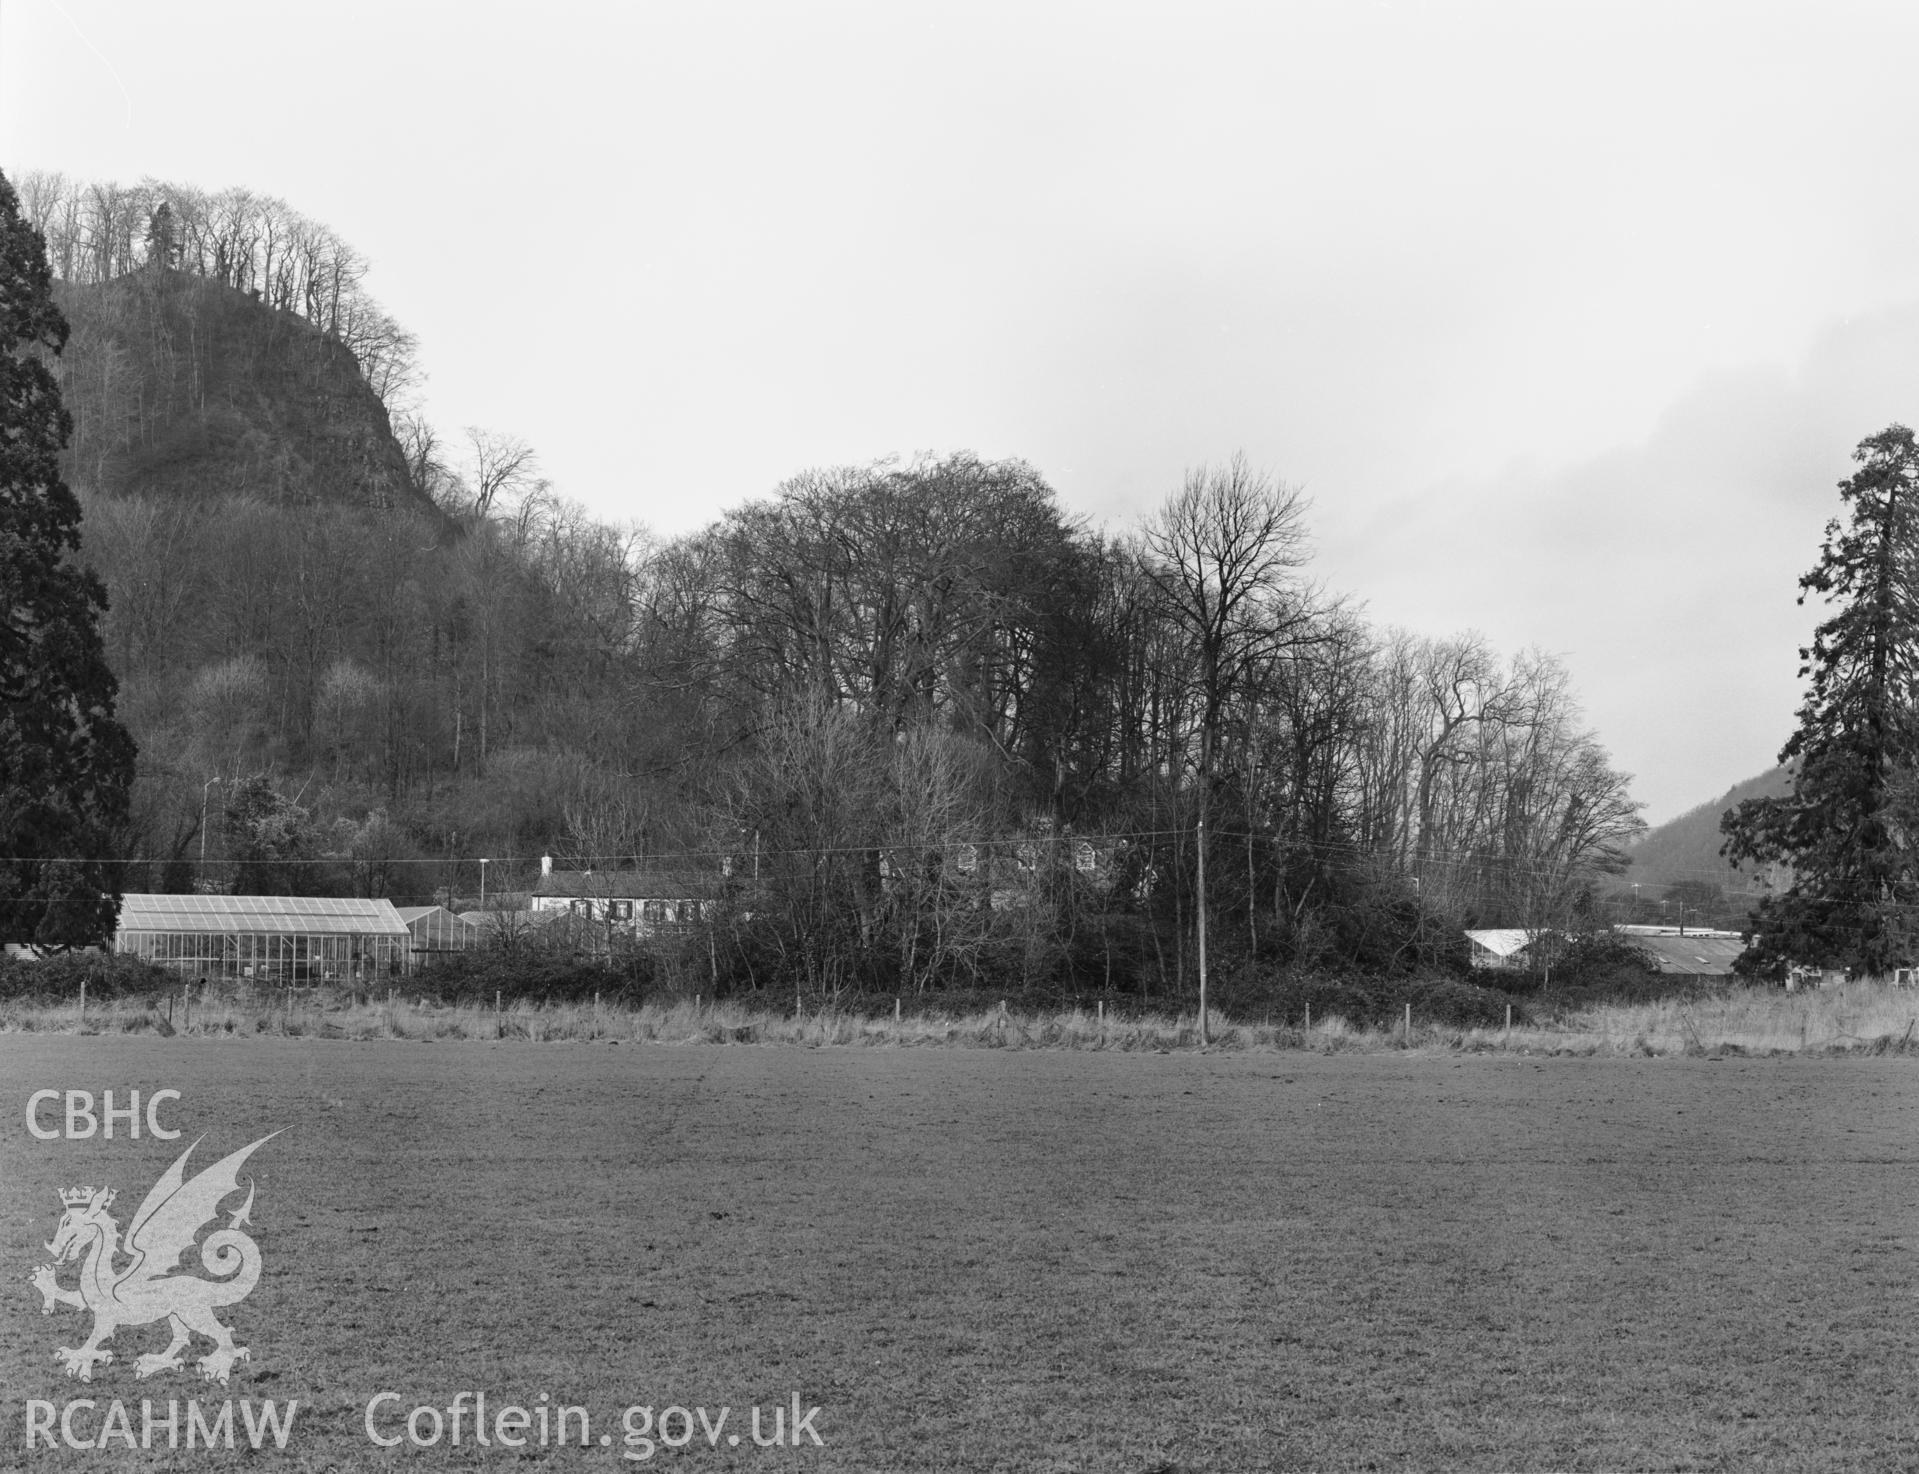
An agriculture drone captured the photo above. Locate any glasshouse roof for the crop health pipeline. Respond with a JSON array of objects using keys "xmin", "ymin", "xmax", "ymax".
[{"xmin": 117, "ymin": 894, "xmax": 410, "ymax": 937}]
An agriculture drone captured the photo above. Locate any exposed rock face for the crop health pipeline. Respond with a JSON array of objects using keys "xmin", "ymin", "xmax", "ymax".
[{"xmin": 52, "ymin": 270, "xmax": 431, "ymax": 517}]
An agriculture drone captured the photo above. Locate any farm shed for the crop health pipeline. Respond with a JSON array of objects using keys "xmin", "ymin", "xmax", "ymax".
[
  {"xmin": 1614, "ymin": 926, "xmax": 1747, "ymax": 977},
  {"xmin": 395, "ymin": 905, "xmax": 480, "ymax": 960},
  {"xmin": 114, "ymin": 894, "xmax": 412, "ymax": 982}
]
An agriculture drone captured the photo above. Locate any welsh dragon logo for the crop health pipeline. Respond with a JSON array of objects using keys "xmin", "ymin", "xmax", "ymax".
[{"xmin": 29, "ymin": 1133, "xmax": 280, "ymax": 1385}]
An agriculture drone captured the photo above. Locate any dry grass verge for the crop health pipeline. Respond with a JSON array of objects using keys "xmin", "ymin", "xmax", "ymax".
[{"xmin": 7, "ymin": 978, "xmax": 1919, "ymax": 1056}]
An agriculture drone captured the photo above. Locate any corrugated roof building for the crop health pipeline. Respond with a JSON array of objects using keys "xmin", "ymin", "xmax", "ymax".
[{"xmin": 1614, "ymin": 925, "xmax": 1748, "ymax": 976}]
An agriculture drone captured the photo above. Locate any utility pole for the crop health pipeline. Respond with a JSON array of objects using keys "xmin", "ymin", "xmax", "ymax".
[{"xmin": 1197, "ymin": 811, "xmax": 1209, "ymax": 1045}]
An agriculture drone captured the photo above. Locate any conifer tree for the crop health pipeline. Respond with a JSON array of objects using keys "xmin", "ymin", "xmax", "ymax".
[
  {"xmin": 0, "ymin": 167, "xmax": 136, "ymax": 949},
  {"xmin": 1722, "ymin": 424, "xmax": 1919, "ymax": 975}
]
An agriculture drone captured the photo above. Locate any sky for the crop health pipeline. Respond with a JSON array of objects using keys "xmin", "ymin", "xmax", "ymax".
[{"xmin": 5, "ymin": 0, "xmax": 1919, "ymax": 826}]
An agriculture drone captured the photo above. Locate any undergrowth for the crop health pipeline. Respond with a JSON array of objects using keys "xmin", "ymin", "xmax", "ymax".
[{"xmin": 6, "ymin": 979, "xmax": 1919, "ymax": 1056}]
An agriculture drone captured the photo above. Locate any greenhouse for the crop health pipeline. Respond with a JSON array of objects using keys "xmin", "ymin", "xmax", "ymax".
[{"xmin": 114, "ymin": 894, "xmax": 413, "ymax": 982}]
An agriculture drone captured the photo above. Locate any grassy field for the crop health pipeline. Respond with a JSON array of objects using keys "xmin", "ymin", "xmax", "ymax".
[{"xmin": 5, "ymin": 1036, "xmax": 1919, "ymax": 1471}]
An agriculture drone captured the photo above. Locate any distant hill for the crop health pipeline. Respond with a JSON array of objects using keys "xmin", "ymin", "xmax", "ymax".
[
  {"xmin": 53, "ymin": 269, "xmax": 432, "ymax": 518},
  {"xmin": 1622, "ymin": 765, "xmax": 1793, "ymax": 890}
]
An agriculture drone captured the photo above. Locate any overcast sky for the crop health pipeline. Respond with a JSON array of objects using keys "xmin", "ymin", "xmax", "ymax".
[{"xmin": 5, "ymin": 0, "xmax": 1918, "ymax": 825}]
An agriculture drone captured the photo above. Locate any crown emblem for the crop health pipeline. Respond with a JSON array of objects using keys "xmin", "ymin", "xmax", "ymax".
[{"xmin": 60, "ymin": 1185, "xmax": 112, "ymax": 1209}]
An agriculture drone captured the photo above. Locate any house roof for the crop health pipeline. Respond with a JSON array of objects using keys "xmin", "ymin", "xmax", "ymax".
[
  {"xmin": 532, "ymin": 870, "xmax": 709, "ymax": 901},
  {"xmin": 1464, "ymin": 928, "xmax": 1539, "ymax": 958},
  {"xmin": 117, "ymin": 894, "xmax": 409, "ymax": 938}
]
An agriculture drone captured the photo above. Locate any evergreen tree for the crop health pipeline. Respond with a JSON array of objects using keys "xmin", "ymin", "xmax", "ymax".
[
  {"xmin": 143, "ymin": 201, "xmax": 178, "ymax": 271},
  {"xmin": 1722, "ymin": 424, "xmax": 1919, "ymax": 975},
  {"xmin": 0, "ymin": 168, "xmax": 137, "ymax": 950}
]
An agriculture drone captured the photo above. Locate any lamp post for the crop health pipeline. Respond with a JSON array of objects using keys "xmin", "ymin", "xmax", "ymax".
[
  {"xmin": 479, "ymin": 857, "xmax": 489, "ymax": 910},
  {"xmin": 200, "ymin": 776, "xmax": 222, "ymax": 866}
]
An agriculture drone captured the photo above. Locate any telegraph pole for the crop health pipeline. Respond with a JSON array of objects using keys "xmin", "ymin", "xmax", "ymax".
[{"xmin": 1197, "ymin": 811, "xmax": 1209, "ymax": 1045}]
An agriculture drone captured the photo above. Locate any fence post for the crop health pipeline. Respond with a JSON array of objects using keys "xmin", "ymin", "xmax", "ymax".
[
  {"xmin": 78, "ymin": 973, "xmax": 86, "ymax": 1022},
  {"xmin": 895, "ymin": 997, "xmax": 901, "ymax": 1022},
  {"xmin": 1505, "ymin": 1003, "xmax": 1512, "ymax": 1039},
  {"xmin": 1305, "ymin": 1003, "xmax": 1311, "ymax": 1033},
  {"xmin": 1097, "ymin": 1000, "xmax": 1104, "ymax": 1025},
  {"xmin": 1404, "ymin": 1001, "xmax": 1412, "ymax": 1040}
]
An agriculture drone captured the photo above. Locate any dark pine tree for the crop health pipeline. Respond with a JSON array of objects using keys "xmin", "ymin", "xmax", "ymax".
[
  {"xmin": 1722, "ymin": 424, "xmax": 1919, "ymax": 976},
  {"xmin": 144, "ymin": 201, "xmax": 178, "ymax": 271},
  {"xmin": 0, "ymin": 168, "xmax": 137, "ymax": 950}
]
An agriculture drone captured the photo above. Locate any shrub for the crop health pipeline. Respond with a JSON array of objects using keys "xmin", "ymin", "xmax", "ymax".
[
  {"xmin": 409, "ymin": 948, "xmax": 654, "ymax": 1006},
  {"xmin": 0, "ymin": 951, "xmax": 172, "ymax": 1002},
  {"xmin": 1212, "ymin": 961, "xmax": 1525, "ymax": 1030},
  {"xmin": 1527, "ymin": 931, "xmax": 1728, "ymax": 1015}
]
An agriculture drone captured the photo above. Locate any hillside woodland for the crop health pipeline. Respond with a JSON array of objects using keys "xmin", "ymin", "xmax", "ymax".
[
  {"xmin": 1614, "ymin": 766, "xmax": 1792, "ymax": 930},
  {"xmin": 20, "ymin": 173, "xmax": 1647, "ymax": 998}
]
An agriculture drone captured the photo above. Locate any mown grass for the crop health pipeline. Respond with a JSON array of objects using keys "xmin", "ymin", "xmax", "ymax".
[
  {"xmin": 6, "ymin": 1038, "xmax": 1919, "ymax": 1471},
  {"xmin": 8, "ymin": 978, "xmax": 1919, "ymax": 1057}
]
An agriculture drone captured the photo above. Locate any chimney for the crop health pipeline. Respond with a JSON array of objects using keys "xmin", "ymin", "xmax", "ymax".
[{"xmin": 541, "ymin": 854, "xmax": 552, "ymax": 876}]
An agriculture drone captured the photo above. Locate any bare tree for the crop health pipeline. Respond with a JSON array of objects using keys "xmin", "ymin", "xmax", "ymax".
[
  {"xmin": 464, "ymin": 428, "xmax": 539, "ymax": 518},
  {"xmin": 1139, "ymin": 454, "xmax": 1320, "ymax": 1033}
]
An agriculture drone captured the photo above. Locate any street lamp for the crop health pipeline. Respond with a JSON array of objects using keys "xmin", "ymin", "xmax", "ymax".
[
  {"xmin": 479, "ymin": 857, "xmax": 489, "ymax": 910},
  {"xmin": 200, "ymin": 776, "xmax": 222, "ymax": 866}
]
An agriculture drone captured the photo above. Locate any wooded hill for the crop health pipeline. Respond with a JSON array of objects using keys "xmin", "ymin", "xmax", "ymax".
[
  {"xmin": 28, "ymin": 173, "xmax": 1650, "ymax": 998},
  {"xmin": 1601, "ymin": 766, "xmax": 1792, "ymax": 931},
  {"xmin": 59, "ymin": 269, "xmax": 425, "ymax": 515},
  {"xmin": 1622, "ymin": 766, "xmax": 1792, "ymax": 890}
]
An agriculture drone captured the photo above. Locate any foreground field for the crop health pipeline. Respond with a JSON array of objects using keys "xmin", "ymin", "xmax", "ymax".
[{"xmin": 4, "ymin": 1038, "xmax": 1917, "ymax": 1471}]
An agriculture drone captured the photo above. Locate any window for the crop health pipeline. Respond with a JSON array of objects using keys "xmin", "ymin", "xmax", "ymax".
[{"xmin": 610, "ymin": 900, "xmax": 634, "ymax": 922}]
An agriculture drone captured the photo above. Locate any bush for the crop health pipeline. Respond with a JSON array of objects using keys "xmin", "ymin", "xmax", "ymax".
[
  {"xmin": 0, "ymin": 951, "xmax": 172, "ymax": 1002},
  {"xmin": 409, "ymin": 948, "xmax": 654, "ymax": 1006},
  {"xmin": 1524, "ymin": 931, "xmax": 1728, "ymax": 1015},
  {"xmin": 1211, "ymin": 961, "xmax": 1525, "ymax": 1030}
]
